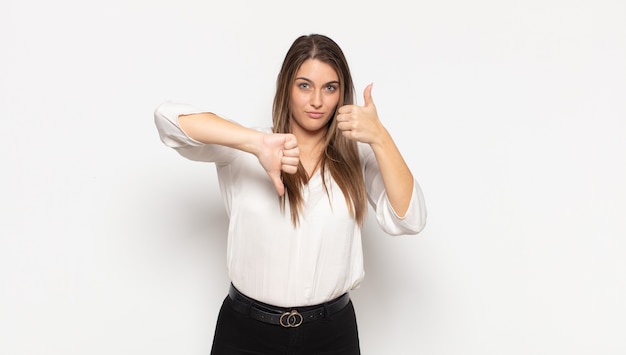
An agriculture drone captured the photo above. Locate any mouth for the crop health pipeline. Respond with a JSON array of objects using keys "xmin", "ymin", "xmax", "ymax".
[{"xmin": 306, "ymin": 111, "xmax": 324, "ymax": 119}]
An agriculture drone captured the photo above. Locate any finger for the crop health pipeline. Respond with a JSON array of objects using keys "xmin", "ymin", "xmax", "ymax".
[
  {"xmin": 283, "ymin": 134, "xmax": 298, "ymax": 149},
  {"xmin": 269, "ymin": 171, "xmax": 285, "ymax": 196},
  {"xmin": 336, "ymin": 121, "xmax": 351, "ymax": 132},
  {"xmin": 281, "ymin": 156, "xmax": 299, "ymax": 167},
  {"xmin": 363, "ymin": 83, "xmax": 374, "ymax": 107},
  {"xmin": 336, "ymin": 112, "xmax": 354, "ymax": 123},
  {"xmin": 282, "ymin": 146, "xmax": 299, "ymax": 157},
  {"xmin": 340, "ymin": 129, "xmax": 357, "ymax": 141},
  {"xmin": 282, "ymin": 163, "xmax": 298, "ymax": 175},
  {"xmin": 337, "ymin": 105, "xmax": 355, "ymax": 115}
]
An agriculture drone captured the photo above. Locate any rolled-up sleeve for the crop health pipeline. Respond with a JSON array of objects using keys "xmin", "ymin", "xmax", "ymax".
[
  {"xmin": 360, "ymin": 143, "xmax": 427, "ymax": 236},
  {"xmin": 154, "ymin": 101, "xmax": 236, "ymax": 163}
]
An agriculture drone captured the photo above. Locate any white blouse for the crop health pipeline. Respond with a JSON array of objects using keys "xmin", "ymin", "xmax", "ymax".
[{"xmin": 154, "ymin": 102, "xmax": 427, "ymax": 307}]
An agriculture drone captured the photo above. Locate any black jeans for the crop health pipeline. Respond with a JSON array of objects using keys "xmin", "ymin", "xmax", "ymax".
[{"xmin": 210, "ymin": 296, "xmax": 361, "ymax": 355}]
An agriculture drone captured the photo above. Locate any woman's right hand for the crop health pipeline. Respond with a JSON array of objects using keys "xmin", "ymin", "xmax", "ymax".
[{"xmin": 257, "ymin": 133, "xmax": 299, "ymax": 196}]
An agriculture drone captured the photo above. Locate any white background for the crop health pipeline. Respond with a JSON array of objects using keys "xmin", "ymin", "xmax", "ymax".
[{"xmin": 2, "ymin": 0, "xmax": 625, "ymax": 354}]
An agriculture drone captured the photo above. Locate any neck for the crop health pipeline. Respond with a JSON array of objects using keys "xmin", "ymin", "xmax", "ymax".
[{"xmin": 290, "ymin": 124, "xmax": 326, "ymax": 154}]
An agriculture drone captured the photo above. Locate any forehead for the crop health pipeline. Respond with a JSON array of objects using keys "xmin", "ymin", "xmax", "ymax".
[{"xmin": 295, "ymin": 59, "xmax": 338, "ymax": 83}]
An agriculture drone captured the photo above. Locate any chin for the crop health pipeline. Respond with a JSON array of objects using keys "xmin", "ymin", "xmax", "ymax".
[{"xmin": 306, "ymin": 122, "xmax": 330, "ymax": 133}]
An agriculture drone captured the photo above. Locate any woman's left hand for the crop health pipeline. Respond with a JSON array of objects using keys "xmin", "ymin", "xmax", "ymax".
[{"xmin": 336, "ymin": 83, "xmax": 386, "ymax": 145}]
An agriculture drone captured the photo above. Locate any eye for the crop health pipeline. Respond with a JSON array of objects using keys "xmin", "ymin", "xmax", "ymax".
[
  {"xmin": 298, "ymin": 82, "xmax": 311, "ymax": 90},
  {"xmin": 325, "ymin": 84, "xmax": 338, "ymax": 92}
]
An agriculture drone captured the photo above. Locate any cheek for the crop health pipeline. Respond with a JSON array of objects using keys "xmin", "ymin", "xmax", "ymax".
[
  {"xmin": 327, "ymin": 94, "xmax": 340, "ymax": 109},
  {"xmin": 289, "ymin": 90, "xmax": 306, "ymax": 108}
]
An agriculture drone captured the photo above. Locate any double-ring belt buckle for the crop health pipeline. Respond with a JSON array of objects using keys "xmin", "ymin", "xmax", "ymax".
[{"xmin": 279, "ymin": 310, "xmax": 303, "ymax": 328}]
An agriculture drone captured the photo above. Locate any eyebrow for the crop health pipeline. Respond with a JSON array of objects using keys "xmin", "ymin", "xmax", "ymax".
[{"xmin": 295, "ymin": 77, "xmax": 340, "ymax": 86}]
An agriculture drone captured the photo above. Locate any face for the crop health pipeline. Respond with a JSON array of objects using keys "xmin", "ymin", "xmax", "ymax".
[{"xmin": 288, "ymin": 59, "xmax": 340, "ymax": 137}]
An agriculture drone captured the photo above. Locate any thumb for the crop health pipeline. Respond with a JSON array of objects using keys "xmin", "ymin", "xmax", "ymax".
[
  {"xmin": 269, "ymin": 170, "xmax": 285, "ymax": 196},
  {"xmin": 363, "ymin": 83, "xmax": 375, "ymax": 107}
]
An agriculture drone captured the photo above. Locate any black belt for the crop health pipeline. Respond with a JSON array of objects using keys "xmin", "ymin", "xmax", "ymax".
[{"xmin": 228, "ymin": 284, "xmax": 350, "ymax": 328}]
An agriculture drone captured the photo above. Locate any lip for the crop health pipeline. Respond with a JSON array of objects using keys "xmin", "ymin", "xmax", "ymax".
[{"xmin": 306, "ymin": 111, "xmax": 324, "ymax": 119}]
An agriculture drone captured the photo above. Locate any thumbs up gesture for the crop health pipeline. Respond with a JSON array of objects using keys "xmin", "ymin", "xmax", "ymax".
[{"xmin": 336, "ymin": 83, "xmax": 385, "ymax": 144}]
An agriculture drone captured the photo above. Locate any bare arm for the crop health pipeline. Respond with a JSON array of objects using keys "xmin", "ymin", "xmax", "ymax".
[
  {"xmin": 367, "ymin": 129, "xmax": 414, "ymax": 217},
  {"xmin": 336, "ymin": 84, "xmax": 413, "ymax": 216},
  {"xmin": 179, "ymin": 113, "xmax": 262, "ymax": 155},
  {"xmin": 178, "ymin": 113, "xmax": 300, "ymax": 196}
]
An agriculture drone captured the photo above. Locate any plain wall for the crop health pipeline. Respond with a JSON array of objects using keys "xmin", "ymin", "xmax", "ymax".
[{"xmin": 1, "ymin": 0, "xmax": 625, "ymax": 354}]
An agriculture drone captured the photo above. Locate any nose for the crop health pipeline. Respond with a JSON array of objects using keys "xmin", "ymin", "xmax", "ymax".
[{"xmin": 310, "ymin": 90, "xmax": 322, "ymax": 109}]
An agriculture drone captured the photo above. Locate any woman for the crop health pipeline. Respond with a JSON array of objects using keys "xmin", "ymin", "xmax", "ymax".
[{"xmin": 154, "ymin": 33, "xmax": 426, "ymax": 355}]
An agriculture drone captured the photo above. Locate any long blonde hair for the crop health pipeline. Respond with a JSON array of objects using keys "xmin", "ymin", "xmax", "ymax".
[{"xmin": 272, "ymin": 34, "xmax": 367, "ymax": 226}]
